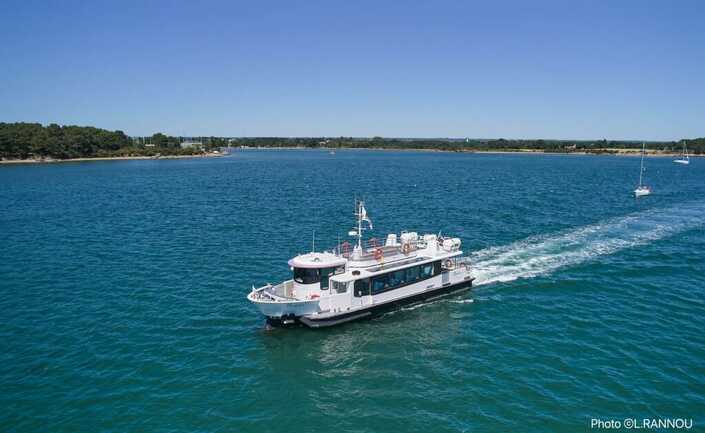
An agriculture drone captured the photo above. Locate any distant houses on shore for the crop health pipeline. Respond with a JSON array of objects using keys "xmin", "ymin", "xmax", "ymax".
[{"xmin": 180, "ymin": 140, "xmax": 203, "ymax": 150}]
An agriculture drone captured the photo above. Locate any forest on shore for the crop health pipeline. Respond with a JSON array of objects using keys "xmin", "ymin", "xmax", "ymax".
[
  {"xmin": 0, "ymin": 123, "xmax": 226, "ymax": 160},
  {"xmin": 1, "ymin": 122, "xmax": 703, "ymax": 160},
  {"xmin": 232, "ymin": 136, "xmax": 705, "ymax": 154}
]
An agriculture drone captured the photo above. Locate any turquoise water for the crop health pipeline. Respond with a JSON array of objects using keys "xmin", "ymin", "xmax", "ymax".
[{"xmin": 1, "ymin": 150, "xmax": 704, "ymax": 432}]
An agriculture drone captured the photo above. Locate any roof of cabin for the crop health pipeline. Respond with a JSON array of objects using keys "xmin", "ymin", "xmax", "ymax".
[{"xmin": 288, "ymin": 252, "xmax": 347, "ymax": 269}]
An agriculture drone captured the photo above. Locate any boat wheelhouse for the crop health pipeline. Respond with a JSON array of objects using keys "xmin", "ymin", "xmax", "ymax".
[{"xmin": 247, "ymin": 201, "xmax": 474, "ymax": 328}]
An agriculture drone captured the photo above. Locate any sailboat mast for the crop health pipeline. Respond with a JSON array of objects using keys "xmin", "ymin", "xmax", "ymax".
[{"xmin": 639, "ymin": 143, "xmax": 645, "ymax": 187}]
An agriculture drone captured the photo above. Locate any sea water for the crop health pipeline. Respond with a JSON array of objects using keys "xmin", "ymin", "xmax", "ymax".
[{"xmin": 1, "ymin": 150, "xmax": 703, "ymax": 432}]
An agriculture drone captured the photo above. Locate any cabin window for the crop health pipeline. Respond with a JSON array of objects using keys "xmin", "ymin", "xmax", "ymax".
[
  {"xmin": 371, "ymin": 274, "xmax": 389, "ymax": 294},
  {"xmin": 406, "ymin": 266, "xmax": 420, "ymax": 282},
  {"xmin": 389, "ymin": 269, "xmax": 406, "ymax": 287},
  {"xmin": 354, "ymin": 279, "xmax": 370, "ymax": 297},
  {"xmin": 320, "ymin": 267, "xmax": 337, "ymax": 290},
  {"xmin": 369, "ymin": 262, "xmax": 442, "ymax": 296},
  {"xmin": 293, "ymin": 267, "xmax": 319, "ymax": 285},
  {"xmin": 331, "ymin": 280, "xmax": 348, "ymax": 294},
  {"xmin": 420, "ymin": 264, "xmax": 434, "ymax": 279}
]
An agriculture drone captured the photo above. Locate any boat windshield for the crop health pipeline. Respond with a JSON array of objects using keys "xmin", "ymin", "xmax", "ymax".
[{"xmin": 293, "ymin": 267, "xmax": 319, "ymax": 284}]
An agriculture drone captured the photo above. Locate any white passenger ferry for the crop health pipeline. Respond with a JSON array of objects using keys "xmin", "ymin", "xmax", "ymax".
[{"xmin": 247, "ymin": 201, "xmax": 474, "ymax": 328}]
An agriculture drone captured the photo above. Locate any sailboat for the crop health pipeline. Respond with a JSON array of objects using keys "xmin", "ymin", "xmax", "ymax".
[
  {"xmin": 673, "ymin": 141, "xmax": 690, "ymax": 165},
  {"xmin": 634, "ymin": 143, "xmax": 651, "ymax": 197}
]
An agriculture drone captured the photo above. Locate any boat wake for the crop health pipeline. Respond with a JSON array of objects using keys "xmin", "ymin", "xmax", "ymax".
[{"xmin": 470, "ymin": 201, "xmax": 705, "ymax": 286}]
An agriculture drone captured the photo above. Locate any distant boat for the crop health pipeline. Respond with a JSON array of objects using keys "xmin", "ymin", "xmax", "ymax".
[
  {"xmin": 329, "ymin": 150, "xmax": 336, "ymax": 155},
  {"xmin": 634, "ymin": 143, "xmax": 651, "ymax": 197},
  {"xmin": 673, "ymin": 142, "xmax": 690, "ymax": 165}
]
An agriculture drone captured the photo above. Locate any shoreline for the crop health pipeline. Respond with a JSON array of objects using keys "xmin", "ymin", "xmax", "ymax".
[
  {"xmin": 0, "ymin": 152, "xmax": 227, "ymax": 165},
  {"xmin": 2, "ymin": 148, "xmax": 697, "ymax": 164},
  {"xmin": 239, "ymin": 146, "xmax": 698, "ymax": 157}
]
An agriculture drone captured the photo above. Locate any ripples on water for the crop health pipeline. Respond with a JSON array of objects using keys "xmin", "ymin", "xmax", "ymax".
[{"xmin": 0, "ymin": 151, "xmax": 703, "ymax": 432}]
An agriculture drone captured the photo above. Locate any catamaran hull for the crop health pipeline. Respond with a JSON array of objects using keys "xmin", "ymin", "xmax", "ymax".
[{"xmin": 267, "ymin": 278, "xmax": 474, "ymax": 329}]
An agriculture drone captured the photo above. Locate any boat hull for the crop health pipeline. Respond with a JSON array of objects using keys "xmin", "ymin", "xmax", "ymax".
[
  {"xmin": 276, "ymin": 278, "xmax": 474, "ymax": 329},
  {"xmin": 634, "ymin": 187, "xmax": 651, "ymax": 197},
  {"xmin": 247, "ymin": 293, "xmax": 320, "ymax": 318}
]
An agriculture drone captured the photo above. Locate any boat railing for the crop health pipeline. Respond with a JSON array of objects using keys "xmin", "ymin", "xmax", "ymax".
[
  {"xmin": 251, "ymin": 280, "xmax": 296, "ymax": 301},
  {"xmin": 335, "ymin": 239, "xmax": 426, "ymax": 259}
]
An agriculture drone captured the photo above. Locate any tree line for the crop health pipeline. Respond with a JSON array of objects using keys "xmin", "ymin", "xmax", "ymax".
[
  {"xmin": 1, "ymin": 122, "xmax": 703, "ymax": 160},
  {"xmin": 230, "ymin": 136, "xmax": 705, "ymax": 154},
  {"xmin": 0, "ymin": 123, "xmax": 224, "ymax": 159}
]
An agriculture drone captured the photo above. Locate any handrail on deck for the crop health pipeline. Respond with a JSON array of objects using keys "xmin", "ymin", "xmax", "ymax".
[{"xmin": 336, "ymin": 239, "xmax": 426, "ymax": 259}]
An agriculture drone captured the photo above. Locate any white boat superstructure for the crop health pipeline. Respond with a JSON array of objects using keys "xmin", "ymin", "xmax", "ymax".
[
  {"xmin": 673, "ymin": 141, "xmax": 690, "ymax": 165},
  {"xmin": 247, "ymin": 201, "xmax": 474, "ymax": 327},
  {"xmin": 634, "ymin": 143, "xmax": 651, "ymax": 197}
]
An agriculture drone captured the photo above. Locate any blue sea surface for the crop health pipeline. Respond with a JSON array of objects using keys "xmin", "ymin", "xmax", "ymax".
[{"xmin": 1, "ymin": 150, "xmax": 704, "ymax": 432}]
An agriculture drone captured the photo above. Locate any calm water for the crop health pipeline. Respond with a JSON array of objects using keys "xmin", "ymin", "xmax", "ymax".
[{"xmin": 1, "ymin": 150, "xmax": 704, "ymax": 432}]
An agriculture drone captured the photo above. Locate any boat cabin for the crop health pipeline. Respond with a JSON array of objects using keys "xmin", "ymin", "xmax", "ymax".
[{"xmin": 288, "ymin": 252, "xmax": 346, "ymax": 298}]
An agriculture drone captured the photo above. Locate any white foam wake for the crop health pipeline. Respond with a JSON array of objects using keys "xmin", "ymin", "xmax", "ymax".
[{"xmin": 470, "ymin": 201, "xmax": 705, "ymax": 286}]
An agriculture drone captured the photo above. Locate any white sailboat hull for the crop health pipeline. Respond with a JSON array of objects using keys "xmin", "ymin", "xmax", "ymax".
[
  {"xmin": 634, "ymin": 187, "xmax": 651, "ymax": 197},
  {"xmin": 674, "ymin": 142, "xmax": 690, "ymax": 164}
]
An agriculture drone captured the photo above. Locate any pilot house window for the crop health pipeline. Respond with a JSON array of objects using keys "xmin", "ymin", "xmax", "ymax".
[{"xmin": 293, "ymin": 267, "xmax": 319, "ymax": 284}]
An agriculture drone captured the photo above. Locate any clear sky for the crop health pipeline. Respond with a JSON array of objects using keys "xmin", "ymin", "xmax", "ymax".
[{"xmin": 1, "ymin": 0, "xmax": 703, "ymax": 140}]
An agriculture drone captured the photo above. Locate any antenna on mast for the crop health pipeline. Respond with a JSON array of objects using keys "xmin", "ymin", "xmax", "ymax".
[
  {"xmin": 350, "ymin": 199, "xmax": 360, "ymax": 247},
  {"xmin": 352, "ymin": 198, "xmax": 373, "ymax": 250}
]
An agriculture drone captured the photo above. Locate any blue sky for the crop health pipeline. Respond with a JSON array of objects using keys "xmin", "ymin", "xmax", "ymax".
[{"xmin": 1, "ymin": 0, "xmax": 703, "ymax": 140}]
